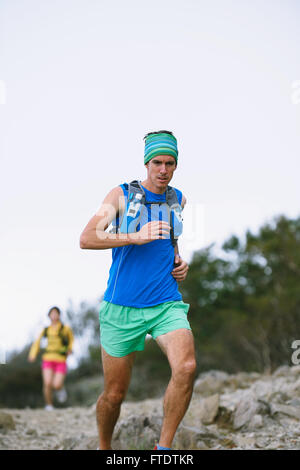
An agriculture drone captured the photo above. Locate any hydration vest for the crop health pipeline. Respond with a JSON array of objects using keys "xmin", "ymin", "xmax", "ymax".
[
  {"xmin": 111, "ymin": 180, "xmax": 183, "ymax": 247},
  {"xmin": 42, "ymin": 323, "xmax": 69, "ymax": 356}
]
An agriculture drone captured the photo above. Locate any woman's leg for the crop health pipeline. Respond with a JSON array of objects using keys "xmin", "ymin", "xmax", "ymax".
[{"xmin": 42, "ymin": 367, "xmax": 55, "ymax": 405}]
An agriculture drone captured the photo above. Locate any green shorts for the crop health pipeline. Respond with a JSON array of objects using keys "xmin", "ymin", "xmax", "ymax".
[{"xmin": 99, "ymin": 300, "xmax": 192, "ymax": 357}]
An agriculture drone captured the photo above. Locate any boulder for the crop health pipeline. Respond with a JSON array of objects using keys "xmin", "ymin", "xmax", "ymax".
[
  {"xmin": 112, "ymin": 413, "xmax": 163, "ymax": 450},
  {"xmin": 197, "ymin": 394, "xmax": 220, "ymax": 424},
  {"xmin": 194, "ymin": 376, "xmax": 225, "ymax": 396},
  {"xmin": 270, "ymin": 404, "xmax": 300, "ymax": 421},
  {"xmin": 233, "ymin": 393, "xmax": 261, "ymax": 430}
]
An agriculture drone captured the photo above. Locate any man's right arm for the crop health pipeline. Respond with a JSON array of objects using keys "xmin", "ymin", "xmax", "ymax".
[
  {"xmin": 79, "ymin": 186, "xmax": 171, "ymax": 250},
  {"xmin": 79, "ymin": 186, "xmax": 134, "ymax": 250}
]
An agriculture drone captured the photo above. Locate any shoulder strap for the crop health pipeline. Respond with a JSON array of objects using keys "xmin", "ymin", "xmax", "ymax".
[
  {"xmin": 43, "ymin": 327, "xmax": 48, "ymax": 337},
  {"xmin": 165, "ymin": 187, "xmax": 181, "ymax": 247},
  {"xmin": 128, "ymin": 180, "xmax": 146, "ymax": 204},
  {"xmin": 166, "ymin": 186, "xmax": 179, "ymax": 206},
  {"xmin": 115, "ymin": 181, "xmax": 145, "ymax": 233}
]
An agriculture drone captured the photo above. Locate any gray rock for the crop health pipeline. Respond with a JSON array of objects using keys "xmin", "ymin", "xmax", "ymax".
[
  {"xmin": 290, "ymin": 365, "xmax": 300, "ymax": 377},
  {"xmin": 255, "ymin": 437, "xmax": 270, "ymax": 449},
  {"xmin": 270, "ymin": 404, "xmax": 300, "ymax": 420},
  {"xmin": 112, "ymin": 413, "xmax": 163, "ymax": 450},
  {"xmin": 233, "ymin": 393, "xmax": 260, "ymax": 430},
  {"xmin": 248, "ymin": 414, "xmax": 263, "ymax": 430},
  {"xmin": 173, "ymin": 424, "xmax": 221, "ymax": 450},
  {"xmin": 194, "ymin": 376, "xmax": 225, "ymax": 396},
  {"xmin": 288, "ymin": 398, "xmax": 300, "ymax": 407},
  {"xmin": 0, "ymin": 412, "xmax": 15, "ymax": 432},
  {"xmin": 273, "ymin": 365, "xmax": 291, "ymax": 377},
  {"xmin": 233, "ymin": 434, "xmax": 256, "ymax": 448},
  {"xmin": 196, "ymin": 440, "xmax": 210, "ymax": 450},
  {"xmin": 226, "ymin": 372, "xmax": 256, "ymax": 390},
  {"xmin": 58, "ymin": 437, "xmax": 80, "ymax": 450},
  {"xmin": 198, "ymin": 370, "xmax": 230, "ymax": 382},
  {"xmin": 73, "ymin": 436, "xmax": 99, "ymax": 450},
  {"xmin": 198, "ymin": 394, "xmax": 219, "ymax": 424},
  {"xmin": 26, "ymin": 428, "xmax": 38, "ymax": 437}
]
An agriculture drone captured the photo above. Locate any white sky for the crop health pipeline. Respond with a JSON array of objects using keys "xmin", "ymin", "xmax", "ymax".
[{"xmin": 1, "ymin": 0, "xmax": 300, "ymax": 362}]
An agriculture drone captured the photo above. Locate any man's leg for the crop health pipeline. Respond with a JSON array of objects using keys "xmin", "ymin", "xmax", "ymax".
[
  {"xmin": 96, "ymin": 347, "xmax": 136, "ymax": 450},
  {"xmin": 42, "ymin": 368, "xmax": 54, "ymax": 406},
  {"xmin": 155, "ymin": 328, "xmax": 196, "ymax": 448}
]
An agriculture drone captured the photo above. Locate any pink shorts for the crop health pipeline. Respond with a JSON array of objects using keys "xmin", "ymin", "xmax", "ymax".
[{"xmin": 42, "ymin": 360, "xmax": 67, "ymax": 375}]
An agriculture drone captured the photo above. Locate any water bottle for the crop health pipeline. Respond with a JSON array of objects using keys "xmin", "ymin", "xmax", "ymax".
[{"xmin": 119, "ymin": 193, "xmax": 143, "ymax": 233}]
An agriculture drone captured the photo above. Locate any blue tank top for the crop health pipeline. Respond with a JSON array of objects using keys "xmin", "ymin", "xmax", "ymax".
[{"xmin": 103, "ymin": 183, "xmax": 183, "ymax": 307}]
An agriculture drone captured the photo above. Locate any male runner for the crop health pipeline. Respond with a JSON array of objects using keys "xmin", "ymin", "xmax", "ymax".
[{"xmin": 80, "ymin": 130, "xmax": 196, "ymax": 450}]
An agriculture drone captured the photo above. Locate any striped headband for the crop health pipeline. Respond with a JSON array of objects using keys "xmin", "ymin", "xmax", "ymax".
[{"xmin": 144, "ymin": 131, "xmax": 178, "ymax": 165}]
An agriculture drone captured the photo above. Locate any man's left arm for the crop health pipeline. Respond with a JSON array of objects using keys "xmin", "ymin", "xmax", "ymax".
[{"xmin": 171, "ymin": 194, "xmax": 189, "ymax": 282}]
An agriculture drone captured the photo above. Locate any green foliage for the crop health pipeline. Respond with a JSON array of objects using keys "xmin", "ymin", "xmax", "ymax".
[
  {"xmin": 0, "ymin": 345, "xmax": 44, "ymax": 408},
  {"xmin": 182, "ymin": 214, "xmax": 300, "ymax": 373},
  {"xmin": 1, "ymin": 213, "xmax": 299, "ymax": 408}
]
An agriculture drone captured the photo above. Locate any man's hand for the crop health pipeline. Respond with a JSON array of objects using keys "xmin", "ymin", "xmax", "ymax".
[
  {"xmin": 171, "ymin": 254, "xmax": 189, "ymax": 282},
  {"xmin": 132, "ymin": 221, "xmax": 171, "ymax": 245}
]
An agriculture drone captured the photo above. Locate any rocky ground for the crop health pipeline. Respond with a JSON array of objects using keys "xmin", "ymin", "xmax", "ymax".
[{"xmin": 1, "ymin": 365, "xmax": 300, "ymax": 450}]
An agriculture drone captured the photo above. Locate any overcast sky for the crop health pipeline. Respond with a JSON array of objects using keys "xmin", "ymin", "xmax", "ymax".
[{"xmin": 1, "ymin": 0, "xmax": 299, "ymax": 364}]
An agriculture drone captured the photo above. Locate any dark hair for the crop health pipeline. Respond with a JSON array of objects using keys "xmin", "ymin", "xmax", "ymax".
[
  {"xmin": 143, "ymin": 130, "xmax": 174, "ymax": 141},
  {"xmin": 48, "ymin": 306, "xmax": 61, "ymax": 317}
]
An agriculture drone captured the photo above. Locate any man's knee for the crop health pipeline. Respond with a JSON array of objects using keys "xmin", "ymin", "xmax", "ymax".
[
  {"xmin": 100, "ymin": 388, "xmax": 127, "ymax": 407},
  {"xmin": 173, "ymin": 358, "xmax": 197, "ymax": 383}
]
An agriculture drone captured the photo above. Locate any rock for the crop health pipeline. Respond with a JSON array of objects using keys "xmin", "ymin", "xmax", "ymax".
[
  {"xmin": 273, "ymin": 365, "xmax": 291, "ymax": 377},
  {"xmin": 226, "ymin": 372, "xmax": 258, "ymax": 390},
  {"xmin": 290, "ymin": 365, "xmax": 300, "ymax": 377},
  {"xmin": 255, "ymin": 437, "xmax": 270, "ymax": 449},
  {"xmin": 2, "ymin": 365, "xmax": 300, "ymax": 450},
  {"xmin": 73, "ymin": 436, "xmax": 99, "ymax": 450},
  {"xmin": 198, "ymin": 370, "xmax": 230, "ymax": 382},
  {"xmin": 26, "ymin": 428, "xmax": 38, "ymax": 437},
  {"xmin": 215, "ymin": 405, "xmax": 234, "ymax": 429},
  {"xmin": 58, "ymin": 437, "xmax": 80, "ymax": 450},
  {"xmin": 112, "ymin": 413, "xmax": 163, "ymax": 450},
  {"xmin": 233, "ymin": 434, "xmax": 256, "ymax": 448},
  {"xmin": 219, "ymin": 437, "xmax": 237, "ymax": 449},
  {"xmin": 233, "ymin": 393, "xmax": 260, "ymax": 430},
  {"xmin": 0, "ymin": 412, "xmax": 16, "ymax": 432},
  {"xmin": 265, "ymin": 441, "xmax": 285, "ymax": 450},
  {"xmin": 196, "ymin": 440, "xmax": 210, "ymax": 450},
  {"xmin": 287, "ymin": 378, "xmax": 300, "ymax": 397},
  {"xmin": 173, "ymin": 424, "xmax": 221, "ymax": 450},
  {"xmin": 288, "ymin": 398, "xmax": 300, "ymax": 407},
  {"xmin": 248, "ymin": 414, "xmax": 263, "ymax": 430},
  {"xmin": 198, "ymin": 394, "xmax": 219, "ymax": 424},
  {"xmin": 270, "ymin": 404, "xmax": 300, "ymax": 420},
  {"xmin": 194, "ymin": 376, "xmax": 225, "ymax": 396}
]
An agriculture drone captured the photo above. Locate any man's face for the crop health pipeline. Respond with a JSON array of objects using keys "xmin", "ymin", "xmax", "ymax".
[{"xmin": 146, "ymin": 155, "xmax": 177, "ymax": 188}]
